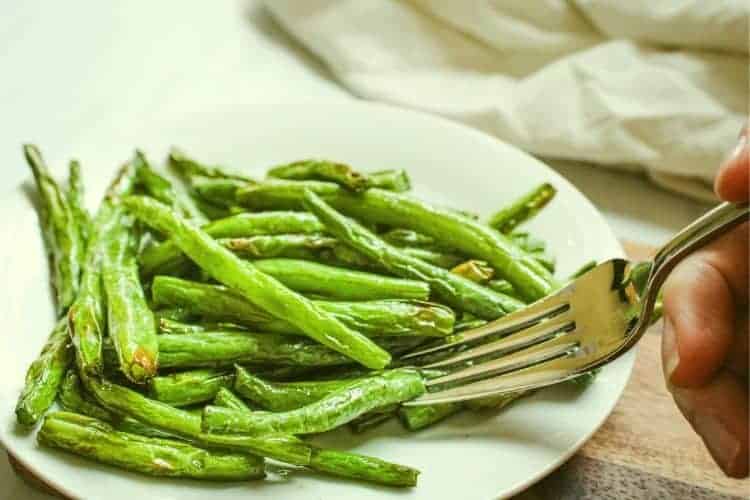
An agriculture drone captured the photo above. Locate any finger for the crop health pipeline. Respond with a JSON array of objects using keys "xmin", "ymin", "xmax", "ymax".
[
  {"xmin": 725, "ymin": 310, "xmax": 748, "ymax": 380},
  {"xmin": 661, "ymin": 222, "xmax": 748, "ymax": 386},
  {"xmin": 670, "ymin": 370, "xmax": 749, "ymax": 478},
  {"xmin": 715, "ymin": 123, "xmax": 749, "ymax": 202}
]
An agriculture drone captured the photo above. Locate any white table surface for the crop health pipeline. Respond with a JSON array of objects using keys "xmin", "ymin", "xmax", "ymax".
[{"xmin": 0, "ymin": 1, "xmax": 710, "ymax": 498}]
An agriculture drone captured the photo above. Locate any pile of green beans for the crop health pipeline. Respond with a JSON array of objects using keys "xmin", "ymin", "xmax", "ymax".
[{"xmin": 15, "ymin": 146, "xmax": 591, "ymax": 490}]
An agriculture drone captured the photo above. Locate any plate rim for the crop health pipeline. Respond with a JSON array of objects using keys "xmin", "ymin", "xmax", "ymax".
[{"xmin": 0, "ymin": 99, "xmax": 636, "ymax": 500}]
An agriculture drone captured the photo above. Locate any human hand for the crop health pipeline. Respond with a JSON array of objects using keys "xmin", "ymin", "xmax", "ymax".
[{"xmin": 661, "ymin": 124, "xmax": 748, "ymax": 477}]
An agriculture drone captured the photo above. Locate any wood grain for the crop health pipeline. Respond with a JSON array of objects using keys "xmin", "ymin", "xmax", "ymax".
[
  {"xmin": 521, "ymin": 326, "xmax": 749, "ymax": 499},
  {"xmin": 7, "ymin": 241, "xmax": 749, "ymax": 499},
  {"xmin": 578, "ymin": 328, "xmax": 747, "ymax": 496}
]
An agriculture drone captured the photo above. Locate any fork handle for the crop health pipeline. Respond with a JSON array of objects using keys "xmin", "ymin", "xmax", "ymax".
[{"xmin": 640, "ymin": 202, "xmax": 749, "ymax": 323}]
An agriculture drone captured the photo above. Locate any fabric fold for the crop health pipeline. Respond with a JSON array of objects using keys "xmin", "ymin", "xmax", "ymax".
[{"xmin": 266, "ymin": 0, "xmax": 748, "ymax": 200}]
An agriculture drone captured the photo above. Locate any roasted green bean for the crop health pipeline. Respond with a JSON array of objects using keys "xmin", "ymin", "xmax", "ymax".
[
  {"xmin": 124, "ymin": 196, "xmax": 390, "ymax": 369},
  {"xmin": 234, "ymin": 366, "xmax": 362, "ymax": 412},
  {"xmin": 202, "ymin": 368, "xmax": 425, "ymax": 436},
  {"xmin": 149, "ymin": 369, "xmax": 234, "ymax": 407},
  {"xmin": 251, "ymin": 258, "xmax": 429, "ymax": 301},
  {"xmin": 268, "ymin": 159, "xmax": 370, "ymax": 192},
  {"xmin": 139, "ymin": 211, "xmax": 324, "ymax": 276},
  {"xmin": 103, "ymin": 215, "xmax": 158, "ymax": 382},
  {"xmin": 15, "ymin": 319, "xmax": 73, "ymax": 425},
  {"xmin": 69, "ymin": 161, "xmax": 137, "ymax": 374},
  {"xmin": 303, "ymin": 190, "xmax": 524, "ymax": 318},
  {"xmin": 213, "ymin": 387, "xmax": 253, "ymax": 412},
  {"xmin": 152, "ymin": 276, "xmax": 454, "ymax": 338},
  {"xmin": 24, "ymin": 144, "xmax": 85, "ymax": 313},
  {"xmin": 237, "ymin": 181, "xmax": 555, "ymax": 301},
  {"xmin": 488, "ymin": 183, "xmax": 556, "ymax": 233},
  {"xmin": 38, "ymin": 412, "xmax": 265, "ymax": 481},
  {"xmin": 84, "ymin": 376, "xmax": 313, "ymax": 465}
]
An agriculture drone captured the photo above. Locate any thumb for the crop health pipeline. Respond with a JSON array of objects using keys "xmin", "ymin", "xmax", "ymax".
[{"xmin": 715, "ymin": 123, "xmax": 749, "ymax": 202}]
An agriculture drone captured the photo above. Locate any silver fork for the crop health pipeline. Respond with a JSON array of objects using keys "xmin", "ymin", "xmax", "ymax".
[{"xmin": 402, "ymin": 201, "xmax": 749, "ymax": 406}]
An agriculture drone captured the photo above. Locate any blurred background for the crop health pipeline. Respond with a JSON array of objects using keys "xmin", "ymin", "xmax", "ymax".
[{"xmin": 0, "ymin": 1, "xmax": 747, "ymax": 498}]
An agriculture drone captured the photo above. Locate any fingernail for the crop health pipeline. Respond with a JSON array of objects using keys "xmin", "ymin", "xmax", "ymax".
[
  {"xmin": 725, "ymin": 133, "xmax": 747, "ymax": 165},
  {"xmin": 692, "ymin": 412, "xmax": 742, "ymax": 475},
  {"xmin": 662, "ymin": 317, "xmax": 680, "ymax": 382}
]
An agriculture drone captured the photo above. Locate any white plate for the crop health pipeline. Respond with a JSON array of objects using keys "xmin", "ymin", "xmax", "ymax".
[{"xmin": 0, "ymin": 101, "xmax": 634, "ymax": 500}]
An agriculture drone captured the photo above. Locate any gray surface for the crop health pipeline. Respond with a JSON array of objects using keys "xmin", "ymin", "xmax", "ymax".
[
  {"xmin": 528, "ymin": 455, "xmax": 743, "ymax": 500},
  {"xmin": 0, "ymin": 1, "xmax": 711, "ymax": 498}
]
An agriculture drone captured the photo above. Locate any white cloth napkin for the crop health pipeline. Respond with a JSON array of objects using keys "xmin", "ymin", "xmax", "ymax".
[{"xmin": 264, "ymin": 0, "xmax": 748, "ymax": 201}]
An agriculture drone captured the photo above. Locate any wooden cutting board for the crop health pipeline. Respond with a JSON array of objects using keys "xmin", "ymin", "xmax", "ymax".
[{"xmin": 7, "ymin": 242, "xmax": 749, "ymax": 499}]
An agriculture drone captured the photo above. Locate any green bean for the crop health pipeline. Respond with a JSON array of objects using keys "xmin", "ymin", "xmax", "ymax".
[
  {"xmin": 149, "ymin": 369, "xmax": 234, "ymax": 407},
  {"xmin": 58, "ymin": 371, "xmax": 173, "ymax": 438},
  {"xmin": 453, "ymin": 317, "xmax": 488, "ymax": 333},
  {"xmin": 381, "ymin": 229, "xmax": 440, "ymax": 250},
  {"xmin": 202, "ymin": 212, "xmax": 324, "ymax": 237},
  {"xmin": 154, "ymin": 307, "xmax": 194, "ymax": 323},
  {"xmin": 487, "ymin": 279, "xmax": 516, "ymax": 296},
  {"xmin": 308, "ymin": 448, "xmax": 419, "ymax": 487},
  {"xmin": 398, "ymin": 402, "xmax": 463, "ymax": 431},
  {"xmin": 380, "ymin": 230, "xmax": 468, "ymax": 268},
  {"xmin": 84, "ymin": 376, "xmax": 313, "ymax": 465},
  {"xmin": 511, "ymin": 231, "xmax": 556, "ymax": 273},
  {"xmin": 400, "ymin": 247, "xmax": 465, "ymax": 269},
  {"xmin": 134, "ymin": 151, "xmax": 207, "ymax": 223},
  {"xmin": 251, "ymin": 365, "xmax": 322, "ymax": 382},
  {"xmin": 303, "ymin": 191, "xmax": 525, "ymax": 319},
  {"xmin": 220, "ymin": 234, "xmax": 338, "ymax": 260},
  {"xmin": 155, "ymin": 331, "xmax": 354, "ymax": 369},
  {"xmin": 139, "ymin": 211, "xmax": 324, "ymax": 277},
  {"xmin": 234, "ymin": 366, "xmax": 362, "ymax": 412},
  {"xmin": 368, "ymin": 169, "xmax": 411, "ymax": 192},
  {"xmin": 24, "ymin": 144, "xmax": 85, "ymax": 313},
  {"xmin": 268, "ymin": 160, "xmax": 370, "ymax": 192},
  {"xmin": 69, "ymin": 161, "xmax": 137, "ymax": 375},
  {"xmin": 190, "ymin": 175, "xmax": 249, "ymax": 208},
  {"xmin": 213, "ymin": 387, "xmax": 253, "ymax": 412},
  {"xmin": 192, "ymin": 197, "xmax": 233, "ymax": 220},
  {"xmin": 15, "ymin": 318, "xmax": 73, "ymax": 425},
  {"xmin": 320, "ymin": 300, "xmax": 454, "ymax": 339},
  {"xmin": 157, "ymin": 317, "xmax": 209, "ymax": 334},
  {"xmin": 202, "ymin": 368, "xmax": 425, "ymax": 435},
  {"xmin": 152, "ymin": 276, "xmax": 454, "ymax": 337},
  {"xmin": 103, "ymin": 216, "xmax": 158, "ymax": 383},
  {"xmin": 152, "ymin": 277, "xmax": 268, "ymax": 324},
  {"xmin": 324, "ymin": 242, "xmax": 463, "ymax": 270},
  {"xmin": 58, "ymin": 370, "xmax": 113, "ymax": 421},
  {"xmin": 38, "ymin": 412, "xmax": 265, "ymax": 481},
  {"xmin": 125, "ymin": 196, "xmax": 390, "ymax": 369},
  {"xmin": 570, "ymin": 260, "xmax": 597, "ymax": 280},
  {"xmin": 216, "ymin": 372, "xmax": 420, "ymax": 487},
  {"xmin": 509, "ymin": 231, "xmax": 545, "ymax": 253},
  {"xmin": 451, "ymin": 260, "xmax": 494, "ymax": 284},
  {"xmin": 168, "ymin": 147, "xmax": 256, "ymax": 183},
  {"xmin": 251, "ymin": 258, "xmax": 429, "ymax": 301},
  {"xmin": 488, "ymin": 183, "xmax": 556, "ymax": 233},
  {"xmin": 238, "ymin": 181, "xmax": 554, "ymax": 301},
  {"xmin": 236, "ymin": 179, "xmax": 337, "ymax": 210},
  {"xmin": 67, "ymin": 159, "xmax": 91, "ymax": 247}
]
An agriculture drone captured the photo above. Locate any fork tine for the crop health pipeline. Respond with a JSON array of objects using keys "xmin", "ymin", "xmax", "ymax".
[
  {"xmin": 421, "ymin": 317, "xmax": 575, "ymax": 370},
  {"xmin": 409, "ymin": 342, "xmax": 581, "ymax": 405},
  {"xmin": 400, "ymin": 292, "xmax": 572, "ymax": 362},
  {"xmin": 407, "ymin": 349, "xmax": 586, "ymax": 406},
  {"xmin": 425, "ymin": 340, "xmax": 579, "ymax": 389}
]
